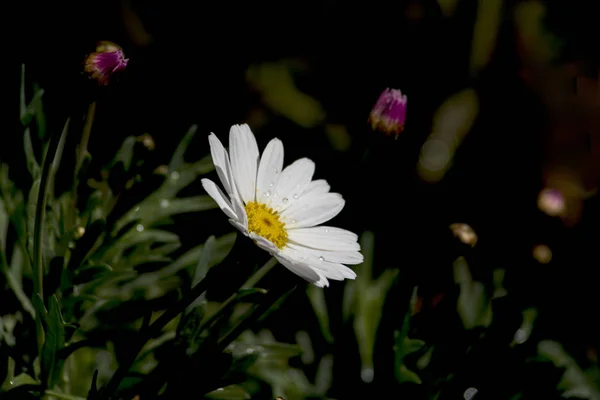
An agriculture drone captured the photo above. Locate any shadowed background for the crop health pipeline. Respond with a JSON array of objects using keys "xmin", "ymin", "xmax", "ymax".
[{"xmin": 5, "ymin": 0, "xmax": 600, "ymax": 399}]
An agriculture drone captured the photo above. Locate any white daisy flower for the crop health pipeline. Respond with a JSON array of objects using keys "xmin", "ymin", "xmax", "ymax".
[{"xmin": 201, "ymin": 124, "xmax": 362, "ymax": 287}]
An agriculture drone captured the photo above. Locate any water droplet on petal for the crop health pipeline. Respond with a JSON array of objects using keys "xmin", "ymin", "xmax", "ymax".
[
  {"xmin": 265, "ymin": 191, "xmax": 271, "ymax": 197},
  {"xmin": 282, "ymin": 197, "xmax": 289, "ymax": 203},
  {"xmin": 291, "ymin": 219, "xmax": 297, "ymax": 224},
  {"xmin": 325, "ymin": 229, "xmax": 329, "ymax": 233},
  {"xmin": 318, "ymin": 256, "xmax": 325, "ymax": 261},
  {"xmin": 269, "ymin": 181, "xmax": 275, "ymax": 187},
  {"xmin": 136, "ymin": 224, "xmax": 144, "ymax": 232},
  {"xmin": 293, "ymin": 194, "xmax": 299, "ymax": 199},
  {"xmin": 68, "ymin": 242, "xmax": 75, "ymax": 249}
]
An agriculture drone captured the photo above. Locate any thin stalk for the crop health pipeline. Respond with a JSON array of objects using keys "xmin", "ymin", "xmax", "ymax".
[
  {"xmin": 241, "ymin": 257, "xmax": 277, "ymax": 289},
  {"xmin": 76, "ymin": 101, "xmax": 96, "ymax": 173},
  {"xmin": 217, "ymin": 284, "xmax": 297, "ymax": 352}
]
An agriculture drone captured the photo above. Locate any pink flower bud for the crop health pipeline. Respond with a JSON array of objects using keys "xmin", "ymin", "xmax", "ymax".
[
  {"xmin": 84, "ymin": 41, "xmax": 129, "ymax": 86},
  {"xmin": 368, "ymin": 88, "xmax": 407, "ymax": 138}
]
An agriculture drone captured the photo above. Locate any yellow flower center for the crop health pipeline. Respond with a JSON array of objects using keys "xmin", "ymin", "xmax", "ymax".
[{"xmin": 245, "ymin": 201, "xmax": 288, "ymax": 249}]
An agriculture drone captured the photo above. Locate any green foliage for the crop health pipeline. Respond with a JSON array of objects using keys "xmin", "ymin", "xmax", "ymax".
[{"xmin": 0, "ymin": 66, "xmax": 312, "ymax": 400}]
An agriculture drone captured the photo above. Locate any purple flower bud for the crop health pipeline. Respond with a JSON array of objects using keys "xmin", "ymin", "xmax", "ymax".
[
  {"xmin": 368, "ymin": 88, "xmax": 407, "ymax": 138},
  {"xmin": 84, "ymin": 41, "xmax": 129, "ymax": 86}
]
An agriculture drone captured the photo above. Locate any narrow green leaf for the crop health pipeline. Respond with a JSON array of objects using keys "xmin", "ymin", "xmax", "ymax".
[
  {"xmin": 43, "ymin": 295, "xmax": 66, "ymax": 387},
  {"xmin": 23, "ymin": 128, "xmax": 40, "ymax": 178},
  {"xmin": 205, "ymin": 384, "xmax": 251, "ymax": 400},
  {"xmin": 111, "ymin": 136, "xmax": 136, "ymax": 172},
  {"xmin": 307, "ymin": 285, "xmax": 333, "ymax": 343},
  {"xmin": 187, "ymin": 236, "xmax": 216, "ymax": 312},
  {"xmin": 168, "ymin": 124, "xmax": 197, "ymax": 173},
  {"xmin": 32, "ymin": 83, "xmax": 47, "ymax": 139},
  {"xmin": 26, "ymin": 178, "xmax": 41, "ymax": 269}
]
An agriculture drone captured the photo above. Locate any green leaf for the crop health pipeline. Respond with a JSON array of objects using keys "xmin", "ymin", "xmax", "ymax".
[
  {"xmin": 454, "ymin": 257, "xmax": 492, "ymax": 329},
  {"xmin": 205, "ymin": 384, "xmax": 251, "ymax": 400},
  {"xmin": 111, "ymin": 136, "xmax": 136, "ymax": 172},
  {"xmin": 307, "ymin": 285, "xmax": 333, "ymax": 343},
  {"xmin": 1, "ymin": 366, "xmax": 38, "ymax": 391},
  {"xmin": 187, "ymin": 236, "xmax": 216, "ymax": 312},
  {"xmin": 40, "ymin": 295, "xmax": 66, "ymax": 388},
  {"xmin": 393, "ymin": 313, "xmax": 425, "ymax": 385},
  {"xmin": 73, "ymin": 263, "xmax": 113, "ymax": 285},
  {"xmin": 23, "ymin": 128, "xmax": 40, "ymax": 178},
  {"xmin": 26, "ymin": 178, "xmax": 41, "ymax": 260},
  {"xmin": 32, "ymin": 83, "xmax": 47, "ymax": 140},
  {"xmin": 168, "ymin": 124, "xmax": 197, "ymax": 173},
  {"xmin": 19, "ymin": 65, "xmax": 45, "ymax": 129},
  {"xmin": 159, "ymin": 232, "xmax": 236, "ymax": 279}
]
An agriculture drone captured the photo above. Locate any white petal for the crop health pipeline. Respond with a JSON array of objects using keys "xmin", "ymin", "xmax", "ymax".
[
  {"xmin": 229, "ymin": 220, "xmax": 249, "ymax": 236},
  {"xmin": 201, "ymin": 178, "xmax": 237, "ymax": 220},
  {"xmin": 229, "ymin": 124, "xmax": 259, "ymax": 203},
  {"xmin": 285, "ymin": 243, "xmax": 358, "ymax": 278},
  {"xmin": 270, "ymin": 158, "xmax": 315, "ymax": 211},
  {"xmin": 231, "ymin": 196, "xmax": 248, "ymax": 229},
  {"xmin": 256, "ymin": 138, "xmax": 284, "ymax": 202},
  {"xmin": 274, "ymin": 251, "xmax": 325, "ymax": 286},
  {"xmin": 249, "ymin": 232, "xmax": 279, "ymax": 254},
  {"xmin": 288, "ymin": 226, "xmax": 360, "ymax": 252},
  {"xmin": 302, "ymin": 179, "xmax": 330, "ymax": 196},
  {"xmin": 208, "ymin": 133, "xmax": 235, "ymax": 197},
  {"xmin": 282, "ymin": 193, "xmax": 345, "ymax": 229}
]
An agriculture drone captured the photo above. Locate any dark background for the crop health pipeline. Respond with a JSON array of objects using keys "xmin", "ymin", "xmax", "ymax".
[{"xmin": 6, "ymin": 0, "xmax": 600, "ymax": 398}]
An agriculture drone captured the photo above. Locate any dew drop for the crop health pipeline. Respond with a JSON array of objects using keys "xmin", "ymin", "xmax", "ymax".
[
  {"xmin": 134, "ymin": 206, "xmax": 140, "ymax": 212},
  {"xmin": 265, "ymin": 191, "xmax": 271, "ymax": 197},
  {"xmin": 293, "ymin": 194, "xmax": 299, "ymax": 199},
  {"xmin": 160, "ymin": 199, "xmax": 170, "ymax": 208},
  {"xmin": 136, "ymin": 224, "xmax": 144, "ymax": 232},
  {"xmin": 325, "ymin": 229, "xmax": 329, "ymax": 232},
  {"xmin": 269, "ymin": 181, "xmax": 275, "ymax": 187},
  {"xmin": 282, "ymin": 197, "xmax": 289, "ymax": 203},
  {"xmin": 361, "ymin": 367, "xmax": 374, "ymax": 383},
  {"xmin": 67, "ymin": 242, "xmax": 75, "ymax": 249},
  {"xmin": 291, "ymin": 219, "xmax": 297, "ymax": 224},
  {"xmin": 170, "ymin": 171, "xmax": 180, "ymax": 180},
  {"xmin": 464, "ymin": 387, "xmax": 478, "ymax": 400},
  {"xmin": 318, "ymin": 256, "xmax": 325, "ymax": 261}
]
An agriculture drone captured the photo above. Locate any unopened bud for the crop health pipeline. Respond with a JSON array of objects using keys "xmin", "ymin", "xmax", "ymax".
[
  {"xmin": 368, "ymin": 88, "xmax": 407, "ymax": 138},
  {"xmin": 84, "ymin": 41, "xmax": 129, "ymax": 86}
]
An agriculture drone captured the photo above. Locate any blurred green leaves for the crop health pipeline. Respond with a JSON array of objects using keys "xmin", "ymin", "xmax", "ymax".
[{"xmin": 344, "ymin": 231, "xmax": 398, "ymax": 382}]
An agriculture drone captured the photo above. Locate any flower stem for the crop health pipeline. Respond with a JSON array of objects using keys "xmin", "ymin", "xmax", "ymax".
[
  {"xmin": 33, "ymin": 118, "xmax": 70, "ymax": 366},
  {"xmin": 217, "ymin": 284, "xmax": 297, "ymax": 352},
  {"xmin": 76, "ymin": 101, "xmax": 95, "ymax": 174},
  {"xmin": 241, "ymin": 257, "xmax": 277, "ymax": 289}
]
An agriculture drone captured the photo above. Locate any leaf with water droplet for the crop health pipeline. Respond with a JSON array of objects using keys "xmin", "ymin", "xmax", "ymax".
[{"xmin": 205, "ymin": 385, "xmax": 251, "ymax": 400}]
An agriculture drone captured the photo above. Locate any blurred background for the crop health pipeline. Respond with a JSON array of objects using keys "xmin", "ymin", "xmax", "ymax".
[{"xmin": 4, "ymin": 0, "xmax": 600, "ymax": 399}]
